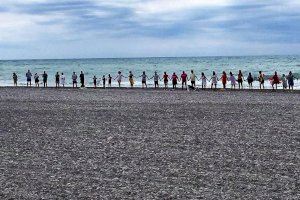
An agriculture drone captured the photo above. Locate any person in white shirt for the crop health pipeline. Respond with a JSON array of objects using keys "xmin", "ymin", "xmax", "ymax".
[
  {"xmin": 115, "ymin": 71, "xmax": 125, "ymax": 87},
  {"xmin": 60, "ymin": 72, "xmax": 66, "ymax": 87},
  {"xmin": 190, "ymin": 70, "xmax": 197, "ymax": 87}
]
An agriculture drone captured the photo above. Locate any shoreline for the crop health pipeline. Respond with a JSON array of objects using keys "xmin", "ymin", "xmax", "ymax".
[{"xmin": 0, "ymin": 86, "xmax": 299, "ymax": 93}]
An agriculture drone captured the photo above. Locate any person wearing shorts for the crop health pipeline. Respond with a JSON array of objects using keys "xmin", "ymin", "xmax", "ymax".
[
  {"xmin": 128, "ymin": 71, "xmax": 134, "ymax": 88},
  {"xmin": 181, "ymin": 71, "xmax": 187, "ymax": 89},
  {"xmin": 34, "ymin": 73, "xmax": 39, "ymax": 87},
  {"xmin": 258, "ymin": 71, "xmax": 264, "ymax": 89},
  {"xmin": 26, "ymin": 70, "xmax": 32, "ymax": 87},
  {"xmin": 171, "ymin": 72, "xmax": 178, "ymax": 89},
  {"xmin": 139, "ymin": 71, "xmax": 148, "ymax": 88},
  {"xmin": 190, "ymin": 70, "xmax": 196, "ymax": 87}
]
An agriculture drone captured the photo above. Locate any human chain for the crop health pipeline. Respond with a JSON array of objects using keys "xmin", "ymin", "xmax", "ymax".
[{"xmin": 12, "ymin": 70, "xmax": 296, "ymax": 90}]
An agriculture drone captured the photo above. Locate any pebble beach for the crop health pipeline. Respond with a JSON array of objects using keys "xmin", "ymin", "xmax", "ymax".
[{"xmin": 0, "ymin": 87, "xmax": 299, "ymax": 199}]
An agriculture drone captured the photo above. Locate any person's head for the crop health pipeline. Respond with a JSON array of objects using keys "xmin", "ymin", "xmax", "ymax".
[
  {"xmin": 289, "ymin": 71, "xmax": 292, "ymax": 75},
  {"xmin": 249, "ymin": 72, "xmax": 251, "ymax": 75},
  {"xmin": 35, "ymin": 73, "xmax": 37, "ymax": 75},
  {"xmin": 164, "ymin": 72, "xmax": 167, "ymax": 75},
  {"xmin": 173, "ymin": 72, "xmax": 176, "ymax": 75},
  {"xmin": 73, "ymin": 72, "xmax": 75, "ymax": 74},
  {"xmin": 239, "ymin": 70, "xmax": 242, "ymax": 74},
  {"xmin": 44, "ymin": 71, "xmax": 46, "ymax": 74},
  {"xmin": 223, "ymin": 71, "xmax": 226, "ymax": 75},
  {"xmin": 118, "ymin": 71, "xmax": 121, "ymax": 74},
  {"xmin": 202, "ymin": 72, "xmax": 204, "ymax": 76},
  {"xmin": 182, "ymin": 71, "xmax": 185, "ymax": 74},
  {"xmin": 56, "ymin": 72, "xmax": 59, "ymax": 74},
  {"xmin": 230, "ymin": 71, "xmax": 232, "ymax": 76},
  {"xmin": 155, "ymin": 71, "xmax": 157, "ymax": 75},
  {"xmin": 28, "ymin": 70, "xmax": 30, "ymax": 72},
  {"xmin": 94, "ymin": 75, "xmax": 96, "ymax": 77},
  {"xmin": 62, "ymin": 73, "xmax": 64, "ymax": 75},
  {"xmin": 275, "ymin": 71, "xmax": 277, "ymax": 75},
  {"xmin": 282, "ymin": 74, "xmax": 285, "ymax": 77},
  {"xmin": 259, "ymin": 71, "xmax": 262, "ymax": 74},
  {"xmin": 81, "ymin": 71, "xmax": 83, "ymax": 74},
  {"xmin": 213, "ymin": 71, "xmax": 216, "ymax": 75},
  {"xmin": 129, "ymin": 71, "xmax": 132, "ymax": 74},
  {"xmin": 191, "ymin": 70, "xmax": 194, "ymax": 74},
  {"xmin": 103, "ymin": 75, "xmax": 105, "ymax": 78},
  {"xmin": 143, "ymin": 71, "xmax": 145, "ymax": 75},
  {"xmin": 108, "ymin": 74, "xmax": 111, "ymax": 76}
]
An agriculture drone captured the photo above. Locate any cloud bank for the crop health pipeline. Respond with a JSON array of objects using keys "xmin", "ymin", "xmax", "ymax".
[{"xmin": 0, "ymin": 0, "xmax": 300, "ymax": 59}]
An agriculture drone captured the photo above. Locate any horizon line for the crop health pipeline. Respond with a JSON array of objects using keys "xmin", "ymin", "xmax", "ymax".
[{"xmin": 1, "ymin": 54, "xmax": 300, "ymax": 61}]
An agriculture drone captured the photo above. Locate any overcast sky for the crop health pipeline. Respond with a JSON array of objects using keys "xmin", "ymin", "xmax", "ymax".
[{"xmin": 1, "ymin": 0, "xmax": 300, "ymax": 59}]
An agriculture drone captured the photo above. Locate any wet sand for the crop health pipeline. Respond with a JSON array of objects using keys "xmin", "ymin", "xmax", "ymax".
[{"xmin": 0, "ymin": 87, "xmax": 299, "ymax": 199}]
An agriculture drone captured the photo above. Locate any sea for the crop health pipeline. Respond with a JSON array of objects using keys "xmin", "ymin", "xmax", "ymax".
[{"xmin": 0, "ymin": 56, "xmax": 299, "ymax": 89}]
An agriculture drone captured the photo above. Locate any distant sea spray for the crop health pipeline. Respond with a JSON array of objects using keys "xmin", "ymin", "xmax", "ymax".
[{"xmin": 0, "ymin": 56, "xmax": 299, "ymax": 89}]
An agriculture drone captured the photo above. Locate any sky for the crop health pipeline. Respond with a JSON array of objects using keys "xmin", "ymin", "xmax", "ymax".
[{"xmin": 0, "ymin": 0, "xmax": 300, "ymax": 59}]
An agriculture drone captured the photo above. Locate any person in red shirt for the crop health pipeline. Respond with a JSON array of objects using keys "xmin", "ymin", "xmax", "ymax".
[
  {"xmin": 220, "ymin": 71, "xmax": 227, "ymax": 89},
  {"xmin": 172, "ymin": 72, "xmax": 179, "ymax": 89},
  {"xmin": 180, "ymin": 71, "xmax": 187, "ymax": 90},
  {"xmin": 163, "ymin": 72, "xmax": 169, "ymax": 89},
  {"xmin": 271, "ymin": 71, "xmax": 280, "ymax": 90}
]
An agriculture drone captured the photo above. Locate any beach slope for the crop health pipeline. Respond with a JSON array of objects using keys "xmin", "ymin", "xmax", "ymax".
[{"xmin": 0, "ymin": 88, "xmax": 299, "ymax": 199}]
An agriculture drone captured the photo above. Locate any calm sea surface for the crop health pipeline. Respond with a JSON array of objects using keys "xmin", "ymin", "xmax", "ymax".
[{"xmin": 0, "ymin": 56, "xmax": 299, "ymax": 89}]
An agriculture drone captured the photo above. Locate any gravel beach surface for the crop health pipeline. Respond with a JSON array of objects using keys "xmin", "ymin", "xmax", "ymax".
[{"xmin": 0, "ymin": 87, "xmax": 299, "ymax": 199}]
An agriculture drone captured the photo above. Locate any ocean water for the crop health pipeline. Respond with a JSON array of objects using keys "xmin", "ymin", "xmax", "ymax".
[{"xmin": 0, "ymin": 56, "xmax": 299, "ymax": 89}]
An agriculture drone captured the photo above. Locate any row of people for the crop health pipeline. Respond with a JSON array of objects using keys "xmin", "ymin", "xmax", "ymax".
[{"xmin": 12, "ymin": 70, "xmax": 295, "ymax": 90}]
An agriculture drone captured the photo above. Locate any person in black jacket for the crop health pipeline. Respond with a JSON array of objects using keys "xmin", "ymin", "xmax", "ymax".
[{"xmin": 80, "ymin": 71, "xmax": 85, "ymax": 87}]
